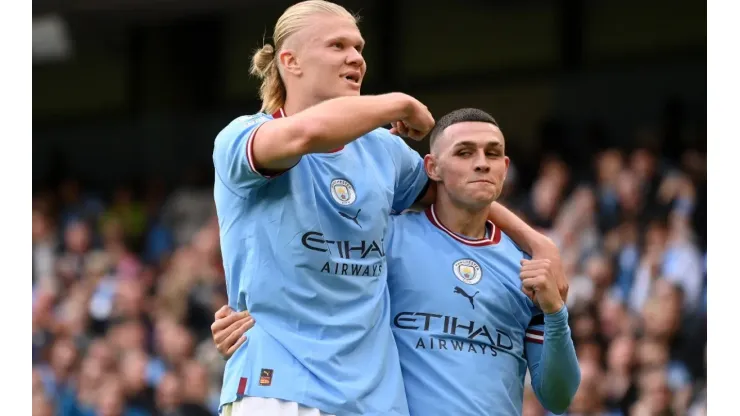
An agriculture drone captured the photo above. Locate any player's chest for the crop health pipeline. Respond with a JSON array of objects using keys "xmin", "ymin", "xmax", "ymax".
[
  {"xmin": 389, "ymin": 249, "xmax": 532, "ymax": 345},
  {"xmin": 259, "ymin": 149, "xmax": 395, "ymax": 259},
  {"xmin": 305, "ymin": 152, "xmax": 393, "ymax": 214}
]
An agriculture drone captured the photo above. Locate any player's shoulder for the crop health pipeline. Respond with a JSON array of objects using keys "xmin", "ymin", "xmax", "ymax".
[
  {"xmin": 390, "ymin": 209, "xmax": 426, "ymax": 226},
  {"xmin": 388, "ymin": 210, "xmax": 427, "ymax": 236},
  {"xmin": 365, "ymin": 127, "xmax": 411, "ymax": 149},
  {"xmin": 386, "ymin": 210, "xmax": 427, "ymax": 249},
  {"xmin": 215, "ymin": 112, "xmax": 272, "ymax": 143},
  {"xmin": 497, "ymin": 230, "xmax": 529, "ymax": 259}
]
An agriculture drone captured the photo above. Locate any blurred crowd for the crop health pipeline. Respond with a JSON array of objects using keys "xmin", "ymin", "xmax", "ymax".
[
  {"xmin": 33, "ymin": 175, "xmax": 227, "ymax": 416},
  {"xmin": 510, "ymin": 144, "xmax": 707, "ymax": 415},
  {"xmin": 32, "ymin": 125, "xmax": 706, "ymax": 416}
]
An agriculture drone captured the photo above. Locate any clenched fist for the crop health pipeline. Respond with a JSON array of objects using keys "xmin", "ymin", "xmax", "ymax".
[
  {"xmin": 519, "ymin": 259, "xmax": 565, "ymax": 315},
  {"xmin": 388, "ymin": 94, "xmax": 435, "ymax": 141}
]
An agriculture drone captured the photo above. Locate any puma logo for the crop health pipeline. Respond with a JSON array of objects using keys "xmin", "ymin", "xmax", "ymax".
[
  {"xmin": 339, "ymin": 209, "xmax": 362, "ymax": 228},
  {"xmin": 454, "ymin": 286, "xmax": 479, "ymax": 309}
]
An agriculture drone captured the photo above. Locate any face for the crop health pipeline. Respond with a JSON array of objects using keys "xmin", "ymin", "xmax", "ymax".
[
  {"xmin": 640, "ymin": 370, "xmax": 672, "ymax": 412},
  {"xmin": 577, "ymin": 342, "xmax": 602, "ymax": 364},
  {"xmin": 572, "ymin": 313, "xmax": 596, "ymax": 341},
  {"xmin": 32, "ymin": 210, "xmax": 50, "ymax": 241},
  {"xmin": 182, "ymin": 361, "xmax": 210, "ymax": 402},
  {"xmin": 97, "ymin": 379, "xmax": 125, "ymax": 416},
  {"xmin": 88, "ymin": 340, "xmax": 115, "ymax": 372},
  {"xmin": 607, "ymin": 335, "xmax": 635, "ymax": 371},
  {"xmin": 631, "ymin": 148, "xmax": 656, "ymax": 180},
  {"xmin": 425, "ymin": 122, "xmax": 509, "ymax": 210},
  {"xmin": 65, "ymin": 221, "xmax": 91, "ymax": 254},
  {"xmin": 115, "ymin": 280, "xmax": 144, "ymax": 318},
  {"xmin": 50, "ymin": 338, "xmax": 78, "ymax": 377},
  {"xmin": 637, "ymin": 340, "xmax": 669, "ymax": 367},
  {"xmin": 156, "ymin": 373, "xmax": 182, "ymax": 410},
  {"xmin": 599, "ymin": 297, "xmax": 626, "ymax": 338},
  {"xmin": 79, "ymin": 357, "xmax": 104, "ymax": 391},
  {"xmin": 281, "ymin": 14, "xmax": 366, "ymax": 101},
  {"xmin": 121, "ymin": 350, "xmax": 148, "ymax": 392},
  {"xmin": 616, "ymin": 170, "xmax": 640, "ymax": 211},
  {"xmin": 585, "ymin": 255, "xmax": 612, "ymax": 287},
  {"xmin": 596, "ymin": 150, "xmax": 623, "ymax": 185},
  {"xmin": 570, "ymin": 359, "xmax": 604, "ymax": 412}
]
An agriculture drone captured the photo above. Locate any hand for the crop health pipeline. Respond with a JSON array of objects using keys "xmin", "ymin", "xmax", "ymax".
[
  {"xmin": 211, "ymin": 305, "xmax": 254, "ymax": 359},
  {"xmin": 389, "ymin": 97, "xmax": 434, "ymax": 141},
  {"xmin": 520, "ymin": 259, "xmax": 565, "ymax": 314},
  {"xmin": 531, "ymin": 238, "xmax": 569, "ymax": 302}
]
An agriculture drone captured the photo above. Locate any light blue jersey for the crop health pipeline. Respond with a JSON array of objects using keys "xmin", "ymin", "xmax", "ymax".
[
  {"xmin": 213, "ymin": 108, "xmax": 428, "ymax": 416},
  {"xmin": 386, "ymin": 206, "xmax": 579, "ymax": 416}
]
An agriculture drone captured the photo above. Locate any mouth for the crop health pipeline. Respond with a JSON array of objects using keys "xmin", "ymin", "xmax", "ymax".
[
  {"xmin": 341, "ymin": 72, "xmax": 361, "ymax": 87},
  {"xmin": 470, "ymin": 180, "xmax": 495, "ymax": 185}
]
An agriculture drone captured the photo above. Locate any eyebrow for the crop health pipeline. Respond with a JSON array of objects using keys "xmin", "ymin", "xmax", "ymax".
[
  {"xmin": 328, "ymin": 35, "xmax": 365, "ymax": 48},
  {"xmin": 453, "ymin": 140, "xmax": 503, "ymax": 149}
]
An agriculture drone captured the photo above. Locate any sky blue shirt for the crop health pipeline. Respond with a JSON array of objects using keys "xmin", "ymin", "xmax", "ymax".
[
  {"xmin": 386, "ymin": 206, "xmax": 580, "ymax": 415},
  {"xmin": 212, "ymin": 109, "xmax": 428, "ymax": 416}
]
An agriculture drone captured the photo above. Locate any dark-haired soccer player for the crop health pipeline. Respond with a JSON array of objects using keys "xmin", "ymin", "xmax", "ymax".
[{"xmin": 385, "ymin": 108, "xmax": 580, "ymax": 415}]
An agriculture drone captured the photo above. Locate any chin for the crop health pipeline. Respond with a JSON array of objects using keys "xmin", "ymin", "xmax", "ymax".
[
  {"xmin": 340, "ymin": 88, "xmax": 361, "ymax": 96},
  {"xmin": 458, "ymin": 195, "xmax": 496, "ymax": 211},
  {"xmin": 473, "ymin": 192, "xmax": 500, "ymax": 206}
]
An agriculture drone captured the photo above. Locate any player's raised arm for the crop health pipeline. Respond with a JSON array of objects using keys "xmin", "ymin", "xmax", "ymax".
[
  {"xmin": 521, "ymin": 259, "xmax": 580, "ymax": 414},
  {"xmin": 488, "ymin": 203, "xmax": 570, "ymax": 300},
  {"xmin": 252, "ymin": 93, "xmax": 433, "ymax": 171},
  {"xmin": 213, "ymin": 93, "xmax": 433, "ymax": 194},
  {"xmin": 486, "ymin": 202, "xmax": 544, "ymax": 254}
]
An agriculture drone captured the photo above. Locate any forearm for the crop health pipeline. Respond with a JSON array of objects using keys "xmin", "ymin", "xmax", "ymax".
[
  {"xmin": 296, "ymin": 93, "xmax": 412, "ymax": 153},
  {"xmin": 487, "ymin": 202, "xmax": 550, "ymax": 254},
  {"xmin": 534, "ymin": 306, "xmax": 580, "ymax": 414}
]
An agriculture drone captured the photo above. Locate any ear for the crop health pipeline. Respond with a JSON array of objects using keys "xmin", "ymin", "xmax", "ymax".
[
  {"xmin": 279, "ymin": 49, "xmax": 302, "ymax": 76},
  {"xmin": 503, "ymin": 156, "xmax": 510, "ymax": 181},
  {"xmin": 424, "ymin": 154, "xmax": 442, "ymax": 182}
]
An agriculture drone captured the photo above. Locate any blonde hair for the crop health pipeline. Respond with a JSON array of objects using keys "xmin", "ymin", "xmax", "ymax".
[{"xmin": 250, "ymin": 0, "xmax": 358, "ymax": 114}]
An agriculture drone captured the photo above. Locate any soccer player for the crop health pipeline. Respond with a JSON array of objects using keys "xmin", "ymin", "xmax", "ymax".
[
  {"xmin": 386, "ymin": 108, "xmax": 580, "ymax": 415},
  {"xmin": 212, "ymin": 109, "xmax": 579, "ymax": 416},
  {"xmin": 212, "ymin": 0, "xmax": 564, "ymax": 415}
]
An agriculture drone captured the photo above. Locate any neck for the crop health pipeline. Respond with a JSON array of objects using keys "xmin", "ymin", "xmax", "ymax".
[
  {"xmin": 433, "ymin": 192, "xmax": 490, "ymax": 239},
  {"xmin": 283, "ymin": 92, "xmax": 324, "ymax": 116}
]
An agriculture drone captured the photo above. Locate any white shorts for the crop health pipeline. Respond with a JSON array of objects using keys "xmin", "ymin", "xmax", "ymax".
[{"xmin": 222, "ymin": 397, "xmax": 335, "ymax": 416}]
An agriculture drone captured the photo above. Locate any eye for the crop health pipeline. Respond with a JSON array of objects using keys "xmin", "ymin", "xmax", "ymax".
[
  {"xmin": 331, "ymin": 42, "xmax": 344, "ymax": 50},
  {"xmin": 457, "ymin": 151, "xmax": 472, "ymax": 157}
]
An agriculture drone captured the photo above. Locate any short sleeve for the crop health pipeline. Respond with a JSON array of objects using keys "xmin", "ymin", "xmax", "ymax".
[
  {"xmin": 388, "ymin": 136, "xmax": 429, "ymax": 213},
  {"xmin": 212, "ymin": 114, "xmax": 273, "ymax": 195}
]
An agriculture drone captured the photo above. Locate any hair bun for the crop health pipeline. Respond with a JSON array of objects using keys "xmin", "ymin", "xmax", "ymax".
[
  {"xmin": 251, "ymin": 44, "xmax": 276, "ymax": 78},
  {"xmin": 261, "ymin": 43, "xmax": 275, "ymax": 55}
]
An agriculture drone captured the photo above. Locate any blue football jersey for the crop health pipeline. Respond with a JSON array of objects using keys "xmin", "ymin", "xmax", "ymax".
[
  {"xmin": 212, "ymin": 109, "xmax": 428, "ymax": 416},
  {"xmin": 386, "ymin": 206, "xmax": 543, "ymax": 416}
]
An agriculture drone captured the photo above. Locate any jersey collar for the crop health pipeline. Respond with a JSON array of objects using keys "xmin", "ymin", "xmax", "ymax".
[
  {"xmin": 271, "ymin": 107, "xmax": 344, "ymax": 153},
  {"xmin": 424, "ymin": 204, "xmax": 501, "ymax": 247}
]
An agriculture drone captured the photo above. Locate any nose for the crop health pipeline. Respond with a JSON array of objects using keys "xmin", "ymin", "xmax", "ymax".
[
  {"xmin": 346, "ymin": 48, "xmax": 365, "ymax": 67},
  {"xmin": 473, "ymin": 152, "xmax": 490, "ymax": 173}
]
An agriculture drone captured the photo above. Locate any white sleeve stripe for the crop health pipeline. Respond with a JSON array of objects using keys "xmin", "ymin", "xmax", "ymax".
[{"xmin": 245, "ymin": 125, "xmax": 268, "ymax": 179}]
